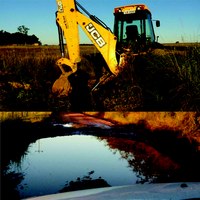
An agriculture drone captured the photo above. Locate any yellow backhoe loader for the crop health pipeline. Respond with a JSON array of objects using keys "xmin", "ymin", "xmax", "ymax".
[{"xmin": 52, "ymin": 0, "xmax": 160, "ymax": 97}]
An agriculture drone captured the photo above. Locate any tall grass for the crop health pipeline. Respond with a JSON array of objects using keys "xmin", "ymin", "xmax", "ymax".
[
  {"xmin": 168, "ymin": 46, "xmax": 200, "ymax": 110},
  {"xmin": 0, "ymin": 45, "xmax": 199, "ymax": 111},
  {"xmin": 127, "ymin": 46, "xmax": 200, "ymax": 111},
  {"xmin": 0, "ymin": 46, "xmax": 59, "ymax": 110}
]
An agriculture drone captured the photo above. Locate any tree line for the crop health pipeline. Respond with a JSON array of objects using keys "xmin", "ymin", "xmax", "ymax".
[{"xmin": 0, "ymin": 25, "xmax": 41, "ymax": 45}]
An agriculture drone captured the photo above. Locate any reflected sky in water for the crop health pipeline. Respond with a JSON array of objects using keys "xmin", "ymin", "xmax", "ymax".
[{"xmin": 8, "ymin": 135, "xmax": 137, "ymax": 198}]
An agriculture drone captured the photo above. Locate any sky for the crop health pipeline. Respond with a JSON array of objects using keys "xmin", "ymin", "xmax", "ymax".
[{"xmin": 1, "ymin": 0, "xmax": 200, "ymax": 45}]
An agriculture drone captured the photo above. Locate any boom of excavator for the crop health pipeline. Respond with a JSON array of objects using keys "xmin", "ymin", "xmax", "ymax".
[{"xmin": 52, "ymin": 0, "xmax": 159, "ymax": 97}]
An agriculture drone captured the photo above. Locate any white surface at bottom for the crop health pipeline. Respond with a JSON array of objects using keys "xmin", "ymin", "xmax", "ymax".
[{"xmin": 24, "ymin": 182, "xmax": 200, "ymax": 200}]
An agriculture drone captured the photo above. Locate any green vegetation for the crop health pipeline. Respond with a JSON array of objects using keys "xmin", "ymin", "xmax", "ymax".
[{"xmin": 0, "ymin": 44, "xmax": 199, "ymax": 111}]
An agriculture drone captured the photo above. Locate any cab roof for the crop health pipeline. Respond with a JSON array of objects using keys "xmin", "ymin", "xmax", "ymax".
[{"xmin": 114, "ymin": 4, "xmax": 151, "ymax": 14}]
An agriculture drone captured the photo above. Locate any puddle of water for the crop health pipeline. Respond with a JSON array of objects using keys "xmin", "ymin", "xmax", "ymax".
[
  {"xmin": 4, "ymin": 116, "xmax": 200, "ymax": 200},
  {"xmin": 8, "ymin": 135, "xmax": 137, "ymax": 198}
]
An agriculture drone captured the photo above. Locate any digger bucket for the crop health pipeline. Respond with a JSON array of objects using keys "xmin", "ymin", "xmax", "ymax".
[{"xmin": 52, "ymin": 73, "xmax": 72, "ymax": 97}]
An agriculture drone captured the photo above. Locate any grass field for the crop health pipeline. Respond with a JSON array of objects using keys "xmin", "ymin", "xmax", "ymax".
[{"xmin": 0, "ymin": 44, "xmax": 199, "ymax": 111}]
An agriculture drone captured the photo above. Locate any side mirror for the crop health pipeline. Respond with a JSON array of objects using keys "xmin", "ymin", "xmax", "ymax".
[{"xmin": 156, "ymin": 20, "xmax": 160, "ymax": 27}]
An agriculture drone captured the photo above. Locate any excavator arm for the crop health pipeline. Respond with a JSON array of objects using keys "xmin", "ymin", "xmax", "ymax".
[{"xmin": 52, "ymin": 0, "xmax": 126, "ymax": 96}]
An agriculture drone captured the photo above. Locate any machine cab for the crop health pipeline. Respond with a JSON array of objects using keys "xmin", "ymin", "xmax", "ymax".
[{"xmin": 114, "ymin": 4, "xmax": 159, "ymax": 52}]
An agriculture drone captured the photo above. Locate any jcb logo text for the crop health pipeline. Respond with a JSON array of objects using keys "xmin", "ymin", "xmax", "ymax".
[{"xmin": 85, "ymin": 23, "xmax": 106, "ymax": 48}]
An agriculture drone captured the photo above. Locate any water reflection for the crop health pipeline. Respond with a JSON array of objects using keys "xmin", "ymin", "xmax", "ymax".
[
  {"xmin": 8, "ymin": 135, "xmax": 137, "ymax": 198},
  {"xmin": 59, "ymin": 171, "xmax": 110, "ymax": 192},
  {"xmin": 2, "ymin": 117, "xmax": 200, "ymax": 200},
  {"xmin": 100, "ymin": 137, "xmax": 179, "ymax": 183},
  {"xmin": 2, "ymin": 168, "xmax": 24, "ymax": 200}
]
